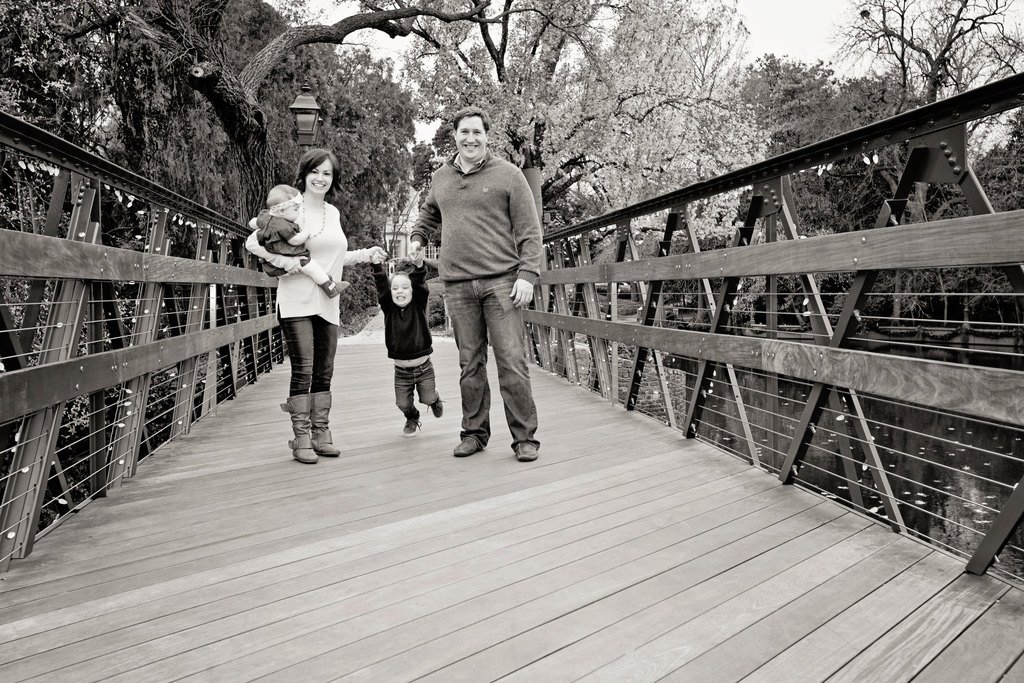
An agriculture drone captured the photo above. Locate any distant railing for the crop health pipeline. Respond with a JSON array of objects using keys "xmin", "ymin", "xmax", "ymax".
[
  {"xmin": 0, "ymin": 112, "xmax": 281, "ymax": 572},
  {"xmin": 526, "ymin": 73, "xmax": 1024, "ymax": 585}
]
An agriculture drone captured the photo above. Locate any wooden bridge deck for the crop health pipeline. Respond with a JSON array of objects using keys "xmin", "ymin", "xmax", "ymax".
[{"xmin": 1, "ymin": 339, "xmax": 1023, "ymax": 682}]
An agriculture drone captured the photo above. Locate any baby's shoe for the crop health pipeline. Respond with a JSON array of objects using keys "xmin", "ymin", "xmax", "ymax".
[
  {"xmin": 319, "ymin": 279, "xmax": 345, "ymax": 298},
  {"xmin": 430, "ymin": 398, "xmax": 444, "ymax": 418}
]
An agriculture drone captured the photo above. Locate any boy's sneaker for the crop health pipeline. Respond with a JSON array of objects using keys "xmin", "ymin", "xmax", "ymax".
[
  {"xmin": 403, "ymin": 418, "xmax": 421, "ymax": 437},
  {"xmin": 430, "ymin": 398, "xmax": 444, "ymax": 418}
]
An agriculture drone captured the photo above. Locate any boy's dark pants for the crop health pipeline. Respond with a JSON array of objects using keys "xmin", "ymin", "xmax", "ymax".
[{"xmin": 395, "ymin": 358, "xmax": 440, "ymax": 420}]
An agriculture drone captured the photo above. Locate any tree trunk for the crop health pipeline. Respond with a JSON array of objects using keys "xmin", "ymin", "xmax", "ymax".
[{"xmin": 190, "ymin": 68, "xmax": 273, "ymax": 218}]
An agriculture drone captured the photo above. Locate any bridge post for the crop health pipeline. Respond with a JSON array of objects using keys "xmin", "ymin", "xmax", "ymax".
[
  {"xmin": 682, "ymin": 196, "xmax": 762, "ymax": 438},
  {"xmin": 624, "ymin": 209, "xmax": 679, "ymax": 421},
  {"xmin": 169, "ymin": 224, "xmax": 213, "ymax": 440},
  {"xmin": 683, "ymin": 205, "xmax": 761, "ymax": 468},
  {"xmin": 107, "ymin": 208, "xmax": 170, "ymax": 485},
  {"xmin": 550, "ymin": 241, "xmax": 580, "ymax": 383},
  {"xmin": 968, "ymin": 475, "xmax": 1024, "ymax": 574},
  {"xmin": 0, "ymin": 176, "xmax": 99, "ymax": 567}
]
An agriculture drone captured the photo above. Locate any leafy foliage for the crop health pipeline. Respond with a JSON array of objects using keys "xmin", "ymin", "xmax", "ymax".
[
  {"xmin": 398, "ymin": 0, "xmax": 764, "ymax": 235},
  {"xmin": 0, "ymin": 0, "xmax": 114, "ymax": 147}
]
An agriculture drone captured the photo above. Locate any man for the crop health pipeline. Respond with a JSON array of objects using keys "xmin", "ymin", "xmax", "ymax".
[{"xmin": 408, "ymin": 105, "xmax": 542, "ymax": 462}]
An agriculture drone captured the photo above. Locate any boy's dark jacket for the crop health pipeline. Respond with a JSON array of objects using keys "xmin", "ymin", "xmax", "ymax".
[{"xmin": 372, "ymin": 263, "xmax": 433, "ymax": 360}]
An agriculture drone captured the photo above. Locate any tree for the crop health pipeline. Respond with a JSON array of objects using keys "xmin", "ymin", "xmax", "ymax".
[
  {"xmin": 47, "ymin": 1, "xmax": 506, "ymax": 213},
  {"xmin": 839, "ymin": 0, "xmax": 1024, "ymax": 109},
  {"xmin": 397, "ymin": 0, "xmax": 763, "ymax": 230},
  {"xmin": 1, "ymin": 0, "xmax": 423, "ymax": 323},
  {"xmin": 0, "ymin": 0, "xmax": 114, "ymax": 147}
]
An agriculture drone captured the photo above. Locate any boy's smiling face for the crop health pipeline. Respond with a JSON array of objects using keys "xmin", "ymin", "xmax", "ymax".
[{"xmin": 390, "ymin": 273, "xmax": 413, "ymax": 307}]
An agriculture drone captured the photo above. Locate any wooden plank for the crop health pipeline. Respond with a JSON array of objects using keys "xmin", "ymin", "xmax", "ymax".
[
  {"xmin": 2, "ymin": 339, "xmax": 1021, "ymax": 681},
  {"xmin": 0, "ymin": 370, "xmax": 689, "ymax": 556},
  {"xmin": 0, "ymin": 459, "xmax": 750, "ymax": 677},
  {"xmin": 0, "ymin": 314, "xmax": 276, "ymax": 423},
  {"xmin": 0, "ymin": 451, "xmax": 714, "ymax": 639},
  {"xmin": 0, "ymin": 431, "xmax": 722, "ymax": 614},
  {"xmin": 913, "ymin": 587, "xmax": 1024, "ymax": 683},
  {"xmin": 743, "ymin": 551, "xmax": 972, "ymax": 683},
  {"xmin": 497, "ymin": 504, "xmax": 854, "ymax": 683},
  {"xmin": 670, "ymin": 537, "xmax": 932, "ymax": 682},
  {"xmin": 828, "ymin": 573, "xmax": 1009, "ymax": 683},
  {"xmin": 145, "ymin": 484, "xmax": 814, "ymax": 681},
  {"xmin": 14, "ymin": 473, "xmax": 783, "ymax": 680},
  {"xmin": 1001, "ymin": 651, "xmax": 1024, "ymax": 682},
  {"xmin": 583, "ymin": 523, "xmax": 899, "ymax": 682},
  {"xmin": 523, "ymin": 310, "xmax": 1024, "ymax": 427},
  {"xmin": 0, "ymin": 367, "xmax": 717, "ymax": 611},
  {"xmin": 369, "ymin": 496, "xmax": 838, "ymax": 683},
  {"xmin": 538, "ymin": 209, "xmax": 1024, "ymax": 285},
  {"xmin": 0, "ymin": 229, "xmax": 274, "ymax": 287}
]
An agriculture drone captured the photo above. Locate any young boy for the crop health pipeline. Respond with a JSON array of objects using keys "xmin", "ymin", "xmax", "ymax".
[
  {"xmin": 372, "ymin": 249, "xmax": 444, "ymax": 436},
  {"xmin": 256, "ymin": 184, "xmax": 347, "ymax": 298}
]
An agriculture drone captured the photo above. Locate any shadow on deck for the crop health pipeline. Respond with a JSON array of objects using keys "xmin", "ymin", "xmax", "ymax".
[{"xmin": 1, "ymin": 341, "xmax": 1023, "ymax": 682}]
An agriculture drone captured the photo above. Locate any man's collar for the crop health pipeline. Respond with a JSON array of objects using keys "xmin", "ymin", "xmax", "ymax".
[{"xmin": 451, "ymin": 150, "xmax": 491, "ymax": 174}]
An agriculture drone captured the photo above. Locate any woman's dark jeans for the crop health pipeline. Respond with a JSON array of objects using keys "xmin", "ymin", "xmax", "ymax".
[
  {"xmin": 279, "ymin": 314, "xmax": 337, "ymax": 395},
  {"xmin": 394, "ymin": 358, "xmax": 440, "ymax": 420}
]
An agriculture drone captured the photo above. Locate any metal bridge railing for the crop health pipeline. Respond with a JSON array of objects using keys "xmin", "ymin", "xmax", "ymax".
[
  {"xmin": 0, "ymin": 111, "xmax": 282, "ymax": 572},
  {"xmin": 526, "ymin": 72, "xmax": 1024, "ymax": 586}
]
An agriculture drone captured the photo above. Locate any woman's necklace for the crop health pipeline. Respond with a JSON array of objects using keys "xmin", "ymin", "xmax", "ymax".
[{"xmin": 302, "ymin": 200, "xmax": 328, "ymax": 239}]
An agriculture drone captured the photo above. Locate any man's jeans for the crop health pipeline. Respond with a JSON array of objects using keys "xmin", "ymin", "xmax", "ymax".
[
  {"xmin": 279, "ymin": 314, "xmax": 337, "ymax": 395},
  {"xmin": 446, "ymin": 274, "xmax": 539, "ymax": 450},
  {"xmin": 395, "ymin": 358, "xmax": 440, "ymax": 420}
]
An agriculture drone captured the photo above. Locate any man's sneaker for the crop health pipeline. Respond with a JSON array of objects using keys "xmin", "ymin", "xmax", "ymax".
[
  {"xmin": 515, "ymin": 442, "xmax": 539, "ymax": 462},
  {"xmin": 453, "ymin": 437, "xmax": 481, "ymax": 457},
  {"xmin": 430, "ymin": 398, "xmax": 444, "ymax": 418},
  {"xmin": 403, "ymin": 418, "xmax": 421, "ymax": 437}
]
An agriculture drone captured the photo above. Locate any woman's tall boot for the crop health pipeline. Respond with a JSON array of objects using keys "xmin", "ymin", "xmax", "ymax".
[
  {"xmin": 280, "ymin": 394, "xmax": 318, "ymax": 464},
  {"xmin": 310, "ymin": 391, "xmax": 341, "ymax": 457}
]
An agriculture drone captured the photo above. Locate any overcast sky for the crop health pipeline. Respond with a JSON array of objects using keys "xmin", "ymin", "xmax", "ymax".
[
  {"xmin": 736, "ymin": 0, "xmax": 845, "ymax": 64},
  {"xmin": 323, "ymin": 0, "xmax": 850, "ymax": 66}
]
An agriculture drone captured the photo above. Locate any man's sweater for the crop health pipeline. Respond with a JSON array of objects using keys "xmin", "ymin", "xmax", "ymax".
[
  {"xmin": 411, "ymin": 153, "xmax": 542, "ymax": 284},
  {"xmin": 372, "ymin": 264, "xmax": 433, "ymax": 361}
]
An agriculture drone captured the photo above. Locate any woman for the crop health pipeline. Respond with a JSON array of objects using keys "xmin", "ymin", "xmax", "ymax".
[{"xmin": 246, "ymin": 148, "xmax": 388, "ymax": 464}]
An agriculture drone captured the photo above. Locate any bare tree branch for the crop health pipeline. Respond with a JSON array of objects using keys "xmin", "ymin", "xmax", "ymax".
[{"xmin": 239, "ymin": 3, "xmax": 494, "ymax": 93}]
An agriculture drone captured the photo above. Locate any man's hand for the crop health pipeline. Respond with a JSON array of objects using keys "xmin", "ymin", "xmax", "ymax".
[
  {"xmin": 412, "ymin": 247, "xmax": 425, "ymax": 268},
  {"xmin": 408, "ymin": 238, "xmax": 424, "ymax": 261},
  {"xmin": 510, "ymin": 278, "xmax": 534, "ymax": 308},
  {"xmin": 369, "ymin": 246, "xmax": 388, "ymax": 264}
]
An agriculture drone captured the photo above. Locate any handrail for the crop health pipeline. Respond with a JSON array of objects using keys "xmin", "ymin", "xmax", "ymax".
[
  {"xmin": 0, "ymin": 110, "xmax": 246, "ymax": 238},
  {"xmin": 0, "ymin": 112, "xmax": 280, "ymax": 572},
  {"xmin": 546, "ymin": 72, "xmax": 1024, "ymax": 241},
  {"xmin": 527, "ymin": 75, "xmax": 1024, "ymax": 585}
]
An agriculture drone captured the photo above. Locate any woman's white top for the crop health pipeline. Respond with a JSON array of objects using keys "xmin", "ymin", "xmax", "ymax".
[{"xmin": 245, "ymin": 201, "xmax": 374, "ymax": 326}]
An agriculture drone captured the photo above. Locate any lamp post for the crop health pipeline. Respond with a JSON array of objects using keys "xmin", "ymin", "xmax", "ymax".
[{"xmin": 289, "ymin": 84, "xmax": 322, "ymax": 149}]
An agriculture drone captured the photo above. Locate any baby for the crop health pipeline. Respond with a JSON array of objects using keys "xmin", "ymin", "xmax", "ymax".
[{"xmin": 255, "ymin": 184, "xmax": 347, "ymax": 297}]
